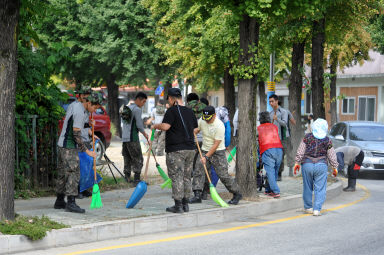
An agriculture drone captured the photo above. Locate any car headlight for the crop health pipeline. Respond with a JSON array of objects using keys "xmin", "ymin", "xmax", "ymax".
[{"xmin": 363, "ymin": 150, "xmax": 373, "ymax": 157}]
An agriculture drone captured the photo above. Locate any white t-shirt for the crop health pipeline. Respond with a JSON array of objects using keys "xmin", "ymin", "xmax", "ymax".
[{"xmin": 198, "ymin": 117, "xmax": 225, "ymax": 151}]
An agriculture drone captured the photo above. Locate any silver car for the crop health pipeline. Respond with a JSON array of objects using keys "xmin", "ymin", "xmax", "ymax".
[{"xmin": 329, "ymin": 121, "xmax": 384, "ymax": 172}]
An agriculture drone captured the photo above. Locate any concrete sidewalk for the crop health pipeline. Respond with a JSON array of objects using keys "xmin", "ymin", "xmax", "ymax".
[
  {"xmin": 1, "ymin": 177, "xmax": 342, "ymax": 254},
  {"xmin": 0, "ymin": 138, "xmax": 343, "ymax": 254}
]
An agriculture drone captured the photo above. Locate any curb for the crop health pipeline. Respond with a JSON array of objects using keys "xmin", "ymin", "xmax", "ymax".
[{"xmin": 0, "ymin": 180, "xmax": 342, "ymax": 254}]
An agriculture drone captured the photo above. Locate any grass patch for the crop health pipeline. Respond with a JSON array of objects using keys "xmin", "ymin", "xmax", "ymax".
[
  {"xmin": 98, "ymin": 175, "xmax": 165, "ymax": 192},
  {"xmin": 14, "ymin": 189, "xmax": 55, "ymax": 199},
  {"xmin": 0, "ymin": 215, "xmax": 68, "ymax": 240}
]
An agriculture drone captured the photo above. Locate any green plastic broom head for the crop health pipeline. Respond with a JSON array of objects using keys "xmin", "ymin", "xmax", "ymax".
[
  {"xmin": 160, "ymin": 178, "xmax": 172, "ymax": 189},
  {"xmin": 209, "ymin": 183, "xmax": 229, "ymax": 207},
  {"xmin": 156, "ymin": 164, "xmax": 169, "ymax": 182},
  {"xmin": 150, "ymin": 129, "xmax": 155, "ymax": 141},
  {"xmin": 227, "ymin": 146, "xmax": 237, "ymax": 163},
  {"xmin": 90, "ymin": 183, "xmax": 103, "ymax": 209}
]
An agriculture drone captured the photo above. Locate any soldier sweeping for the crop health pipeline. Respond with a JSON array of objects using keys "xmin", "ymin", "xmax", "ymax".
[
  {"xmin": 54, "ymin": 92, "xmax": 102, "ymax": 213},
  {"xmin": 152, "ymin": 88, "xmax": 197, "ymax": 213},
  {"xmin": 120, "ymin": 92, "xmax": 149, "ymax": 185},
  {"xmin": 191, "ymin": 106, "xmax": 242, "ymax": 205}
]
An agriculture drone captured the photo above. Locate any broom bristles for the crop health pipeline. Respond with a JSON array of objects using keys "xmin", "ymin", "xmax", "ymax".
[
  {"xmin": 160, "ymin": 178, "xmax": 172, "ymax": 189},
  {"xmin": 209, "ymin": 184, "xmax": 229, "ymax": 208},
  {"xmin": 90, "ymin": 183, "xmax": 103, "ymax": 209}
]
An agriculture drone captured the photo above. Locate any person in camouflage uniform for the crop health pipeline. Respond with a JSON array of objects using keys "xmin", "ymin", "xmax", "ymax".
[
  {"xmin": 66, "ymin": 87, "xmax": 98, "ymax": 198},
  {"xmin": 147, "ymin": 100, "xmax": 166, "ymax": 156},
  {"xmin": 186, "ymin": 93, "xmax": 208, "ymax": 196},
  {"xmin": 120, "ymin": 92, "xmax": 148, "ymax": 185},
  {"xmin": 55, "ymin": 92, "xmax": 102, "ymax": 213},
  {"xmin": 191, "ymin": 106, "xmax": 242, "ymax": 205},
  {"xmin": 152, "ymin": 88, "xmax": 198, "ymax": 213}
]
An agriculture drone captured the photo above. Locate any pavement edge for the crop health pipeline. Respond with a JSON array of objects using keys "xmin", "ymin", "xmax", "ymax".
[{"xmin": 0, "ymin": 180, "xmax": 342, "ymax": 254}]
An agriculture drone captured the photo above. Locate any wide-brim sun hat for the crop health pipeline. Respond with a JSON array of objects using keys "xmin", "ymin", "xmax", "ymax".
[{"xmin": 312, "ymin": 118, "xmax": 328, "ymax": 139}]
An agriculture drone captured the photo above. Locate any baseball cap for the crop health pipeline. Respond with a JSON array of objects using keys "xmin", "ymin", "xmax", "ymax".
[
  {"xmin": 202, "ymin": 106, "xmax": 215, "ymax": 121},
  {"xmin": 76, "ymin": 86, "xmax": 92, "ymax": 95},
  {"xmin": 166, "ymin": 88, "xmax": 182, "ymax": 99},
  {"xmin": 87, "ymin": 92, "xmax": 103, "ymax": 105}
]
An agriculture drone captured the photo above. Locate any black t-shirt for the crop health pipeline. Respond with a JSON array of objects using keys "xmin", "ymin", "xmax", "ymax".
[{"xmin": 162, "ymin": 104, "xmax": 198, "ymax": 153}]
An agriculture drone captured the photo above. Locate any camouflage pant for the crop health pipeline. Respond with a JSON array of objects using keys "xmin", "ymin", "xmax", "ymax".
[
  {"xmin": 122, "ymin": 141, "xmax": 143, "ymax": 177},
  {"xmin": 152, "ymin": 130, "xmax": 165, "ymax": 156},
  {"xmin": 56, "ymin": 147, "xmax": 80, "ymax": 196},
  {"xmin": 193, "ymin": 150, "xmax": 240, "ymax": 194},
  {"xmin": 166, "ymin": 150, "xmax": 195, "ymax": 200}
]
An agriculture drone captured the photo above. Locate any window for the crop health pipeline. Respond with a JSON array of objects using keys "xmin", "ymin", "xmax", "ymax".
[
  {"xmin": 210, "ymin": 96, "xmax": 219, "ymax": 108},
  {"xmin": 330, "ymin": 123, "xmax": 346, "ymax": 138},
  {"xmin": 358, "ymin": 96, "xmax": 375, "ymax": 121},
  {"xmin": 342, "ymin": 97, "xmax": 355, "ymax": 115}
]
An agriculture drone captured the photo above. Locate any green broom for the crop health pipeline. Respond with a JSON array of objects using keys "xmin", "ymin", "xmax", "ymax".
[
  {"xmin": 90, "ymin": 114, "xmax": 103, "ymax": 209},
  {"xmin": 227, "ymin": 146, "xmax": 236, "ymax": 163},
  {"xmin": 194, "ymin": 133, "xmax": 229, "ymax": 208},
  {"xmin": 148, "ymin": 129, "xmax": 172, "ymax": 189}
]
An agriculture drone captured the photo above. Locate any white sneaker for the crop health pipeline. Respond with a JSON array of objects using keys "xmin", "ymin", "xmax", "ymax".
[
  {"xmin": 304, "ymin": 208, "xmax": 313, "ymax": 214},
  {"xmin": 313, "ymin": 210, "xmax": 321, "ymax": 216}
]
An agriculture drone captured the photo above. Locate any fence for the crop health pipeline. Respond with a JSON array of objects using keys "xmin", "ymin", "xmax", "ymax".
[{"xmin": 15, "ymin": 115, "xmax": 58, "ymax": 191}]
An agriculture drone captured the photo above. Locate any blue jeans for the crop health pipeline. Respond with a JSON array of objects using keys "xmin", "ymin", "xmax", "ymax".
[
  {"xmin": 302, "ymin": 161, "xmax": 328, "ymax": 211},
  {"xmin": 262, "ymin": 148, "xmax": 283, "ymax": 194}
]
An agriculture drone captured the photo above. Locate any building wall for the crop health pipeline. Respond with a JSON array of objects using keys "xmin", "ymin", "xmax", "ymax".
[
  {"xmin": 338, "ymin": 86, "xmax": 378, "ymax": 121},
  {"xmin": 207, "ymin": 88, "xmax": 225, "ymax": 108}
]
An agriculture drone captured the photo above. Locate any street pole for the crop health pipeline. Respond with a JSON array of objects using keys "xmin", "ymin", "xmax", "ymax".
[{"xmin": 267, "ymin": 52, "xmax": 276, "ymax": 112}]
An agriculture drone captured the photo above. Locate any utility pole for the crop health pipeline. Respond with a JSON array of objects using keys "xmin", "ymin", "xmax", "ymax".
[{"xmin": 267, "ymin": 52, "xmax": 275, "ymax": 112}]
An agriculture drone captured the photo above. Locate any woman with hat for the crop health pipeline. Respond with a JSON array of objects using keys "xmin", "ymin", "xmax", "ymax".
[{"xmin": 294, "ymin": 118, "xmax": 339, "ymax": 216}]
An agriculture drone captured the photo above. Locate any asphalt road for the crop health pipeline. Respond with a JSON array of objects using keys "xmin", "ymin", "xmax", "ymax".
[{"xmin": 24, "ymin": 174, "xmax": 384, "ymax": 255}]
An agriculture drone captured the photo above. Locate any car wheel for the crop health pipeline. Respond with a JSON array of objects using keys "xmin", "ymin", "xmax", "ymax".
[{"xmin": 95, "ymin": 139, "xmax": 105, "ymax": 164}]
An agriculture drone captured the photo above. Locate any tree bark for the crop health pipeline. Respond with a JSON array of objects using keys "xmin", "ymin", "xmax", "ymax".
[
  {"xmin": 330, "ymin": 50, "xmax": 338, "ymax": 126},
  {"xmin": 106, "ymin": 75, "xmax": 121, "ymax": 137},
  {"xmin": 258, "ymin": 81, "xmax": 266, "ymax": 112},
  {"xmin": 224, "ymin": 66, "xmax": 235, "ymax": 121},
  {"xmin": 288, "ymin": 42, "xmax": 305, "ymax": 153},
  {"xmin": 236, "ymin": 14, "xmax": 259, "ymax": 196},
  {"xmin": 311, "ymin": 18, "xmax": 326, "ymax": 119},
  {"xmin": 0, "ymin": 0, "xmax": 20, "ymax": 221}
]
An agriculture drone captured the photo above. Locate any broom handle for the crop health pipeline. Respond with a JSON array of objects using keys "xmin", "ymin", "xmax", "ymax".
[
  {"xmin": 92, "ymin": 114, "xmax": 97, "ymax": 181},
  {"xmin": 226, "ymin": 148, "xmax": 236, "ymax": 163},
  {"xmin": 193, "ymin": 133, "xmax": 212, "ymax": 184},
  {"xmin": 143, "ymin": 131, "xmax": 153, "ymax": 181}
]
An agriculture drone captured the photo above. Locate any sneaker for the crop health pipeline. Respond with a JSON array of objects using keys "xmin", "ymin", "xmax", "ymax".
[
  {"xmin": 304, "ymin": 208, "xmax": 313, "ymax": 214},
  {"xmin": 313, "ymin": 210, "xmax": 321, "ymax": 216},
  {"xmin": 268, "ymin": 192, "xmax": 280, "ymax": 198},
  {"xmin": 264, "ymin": 191, "xmax": 272, "ymax": 195}
]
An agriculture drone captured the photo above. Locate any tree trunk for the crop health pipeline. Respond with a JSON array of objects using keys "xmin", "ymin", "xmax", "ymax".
[
  {"xmin": 106, "ymin": 75, "xmax": 121, "ymax": 137},
  {"xmin": 236, "ymin": 14, "xmax": 259, "ymax": 197},
  {"xmin": 258, "ymin": 81, "xmax": 266, "ymax": 112},
  {"xmin": 330, "ymin": 51, "xmax": 338, "ymax": 126},
  {"xmin": 0, "ymin": 0, "xmax": 20, "ymax": 221},
  {"xmin": 288, "ymin": 42, "xmax": 305, "ymax": 153},
  {"xmin": 311, "ymin": 18, "xmax": 326, "ymax": 119},
  {"xmin": 224, "ymin": 66, "xmax": 235, "ymax": 121}
]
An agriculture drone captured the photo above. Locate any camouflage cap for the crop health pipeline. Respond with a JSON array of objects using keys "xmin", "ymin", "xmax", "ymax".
[
  {"xmin": 87, "ymin": 92, "xmax": 103, "ymax": 105},
  {"xmin": 76, "ymin": 86, "xmax": 92, "ymax": 95}
]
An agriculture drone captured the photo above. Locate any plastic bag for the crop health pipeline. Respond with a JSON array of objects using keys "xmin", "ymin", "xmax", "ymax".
[{"xmin": 79, "ymin": 140, "xmax": 102, "ymax": 192}]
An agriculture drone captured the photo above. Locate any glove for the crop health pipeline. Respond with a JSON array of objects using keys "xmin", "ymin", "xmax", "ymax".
[
  {"xmin": 294, "ymin": 164, "xmax": 300, "ymax": 175},
  {"xmin": 353, "ymin": 163, "xmax": 361, "ymax": 170},
  {"xmin": 332, "ymin": 168, "xmax": 338, "ymax": 177}
]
